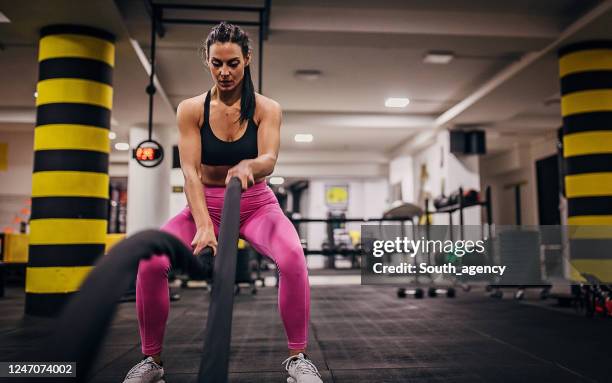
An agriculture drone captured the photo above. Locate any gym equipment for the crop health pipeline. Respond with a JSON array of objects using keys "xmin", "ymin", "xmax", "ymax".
[
  {"xmin": 424, "ymin": 287, "xmax": 456, "ymax": 298},
  {"xmin": 325, "ymin": 211, "xmax": 346, "ymax": 269},
  {"xmin": 425, "ymin": 186, "xmax": 493, "ymax": 297},
  {"xmin": 291, "ymin": 213, "xmax": 419, "ymax": 266},
  {"xmin": 488, "ymin": 229, "xmax": 552, "ymax": 300},
  {"xmin": 381, "ymin": 203, "xmax": 434, "ymax": 300},
  {"xmin": 16, "ymin": 177, "xmax": 242, "ymax": 383},
  {"xmin": 397, "ymin": 287, "xmax": 424, "ymax": 299},
  {"xmin": 234, "ymin": 245, "xmax": 258, "ymax": 295},
  {"xmin": 425, "ymin": 186, "xmax": 492, "ymax": 235},
  {"xmin": 573, "ymin": 274, "xmax": 612, "ymax": 318},
  {"xmin": 0, "ymin": 261, "xmax": 4, "ymax": 298},
  {"xmin": 144, "ymin": 2, "xmax": 271, "ymax": 93}
]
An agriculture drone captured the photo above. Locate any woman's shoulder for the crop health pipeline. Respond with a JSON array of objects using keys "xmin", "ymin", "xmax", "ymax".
[
  {"xmin": 176, "ymin": 93, "xmax": 207, "ymax": 124},
  {"xmin": 254, "ymin": 93, "xmax": 281, "ymax": 116},
  {"xmin": 177, "ymin": 93, "xmax": 206, "ymax": 113}
]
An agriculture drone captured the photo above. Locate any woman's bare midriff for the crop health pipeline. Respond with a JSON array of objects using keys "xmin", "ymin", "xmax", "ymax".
[{"xmin": 199, "ymin": 163, "xmax": 264, "ymax": 186}]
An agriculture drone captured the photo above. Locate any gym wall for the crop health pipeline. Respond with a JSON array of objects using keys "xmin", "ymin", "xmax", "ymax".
[
  {"xmin": 480, "ymin": 137, "xmax": 557, "ymax": 225},
  {"xmin": 0, "ymin": 130, "xmax": 34, "ymax": 230}
]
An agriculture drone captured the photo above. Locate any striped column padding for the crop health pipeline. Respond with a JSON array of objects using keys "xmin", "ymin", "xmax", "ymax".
[
  {"xmin": 26, "ymin": 25, "xmax": 115, "ymax": 316},
  {"xmin": 559, "ymin": 41, "xmax": 612, "ymax": 283}
]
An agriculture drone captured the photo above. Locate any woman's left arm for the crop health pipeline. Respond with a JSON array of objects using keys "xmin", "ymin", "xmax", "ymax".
[{"xmin": 226, "ymin": 99, "xmax": 282, "ymax": 189}]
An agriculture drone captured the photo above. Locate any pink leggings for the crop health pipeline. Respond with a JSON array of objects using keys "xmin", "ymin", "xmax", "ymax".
[{"xmin": 135, "ymin": 181, "xmax": 310, "ymax": 355}]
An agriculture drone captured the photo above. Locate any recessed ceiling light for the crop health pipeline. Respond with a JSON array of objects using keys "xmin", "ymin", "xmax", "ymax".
[
  {"xmin": 0, "ymin": 12, "xmax": 10, "ymax": 23},
  {"xmin": 115, "ymin": 142, "xmax": 129, "ymax": 151},
  {"xmin": 423, "ymin": 51, "xmax": 454, "ymax": 64},
  {"xmin": 385, "ymin": 98, "xmax": 410, "ymax": 108},
  {"xmin": 294, "ymin": 69, "xmax": 322, "ymax": 81},
  {"xmin": 108, "ymin": 131, "xmax": 117, "ymax": 140},
  {"xmin": 269, "ymin": 176, "xmax": 285, "ymax": 185},
  {"xmin": 294, "ymin": 133, "xmax": 313, "ymax": 143}
]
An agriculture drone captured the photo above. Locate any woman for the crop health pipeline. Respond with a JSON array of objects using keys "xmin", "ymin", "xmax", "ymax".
[{"xmin": 122, "ymin": 22, "xmax": 323, "ymax": 383}]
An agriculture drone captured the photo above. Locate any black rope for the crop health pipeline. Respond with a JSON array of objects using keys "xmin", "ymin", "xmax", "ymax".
[
  {"xmin": 198, "ymin": 177, "xmax": 243, "ymax": 383},
  {"xmin": 33, "ymin": 230, "xmax": 197, "ymax": 382}
]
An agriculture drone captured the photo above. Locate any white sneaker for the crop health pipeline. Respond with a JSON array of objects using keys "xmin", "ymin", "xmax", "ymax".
[
  {"xmin": 282, "ymin": 353, "xmax": 323, "ymax": 383},
  {"xmin": 122, "ymin": 356, "xmax": 165, "ymax": 383}
]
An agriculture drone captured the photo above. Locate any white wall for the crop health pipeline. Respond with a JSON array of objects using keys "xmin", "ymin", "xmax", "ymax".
[
  {"xmin": 273, "ymin": 163, "xmax": 387, "ymax": 178},
  {"xmin": 479, "ymin": 134, "xmax": 557, "ymax": 225},
  {"xmin": 0, "ymin": 131, "xmax": 34, "ymax": 195},
  {"xmin": 274, "ymin": 150, "xmax": 389, "ymax": 179},
  {"xmin": 109, "ymin": 151, "xmax": 129, "ymax": 177},
  {"xmin": 447, "ymin": 151, "xmax": 481, "ymax": 225},
  {"xmin": 410, "ymin": 130, "xmax": 481, "ymax": 225},
  {"xmin": 412, "ymin": 134, "xmax": 445, "ymax": 208},
  {"xmin": 126, "ymin": 126, "xmax": 173, "ymax": 234},
  {"xmin": 169, "ymin": 167, "xmax": 187, "ymax": 218},
  {"xmin": 484, "ymin": 165, "xmax": 535, "ymax": 225},
  {"xmin": 0, "ymin": 130, "xmax": 34, "ymax": 230},
  {"xmin": 389, "ymin": 156, "xmax": 414, "ymax": 202}
]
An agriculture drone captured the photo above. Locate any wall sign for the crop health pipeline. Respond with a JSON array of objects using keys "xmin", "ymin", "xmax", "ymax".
[{"xmin": 325, "ymin": 184, "xmax": 349, "ymax": 210}]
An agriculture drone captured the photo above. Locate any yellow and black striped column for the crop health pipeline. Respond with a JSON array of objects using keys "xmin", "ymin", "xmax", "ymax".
[
  {"xmin": 559, "ymin": 41, "xmax": 612, "ymax": 283},
  {"xmin": 26, "ymin": 25, "xmax": 115, "ymax": 316}
]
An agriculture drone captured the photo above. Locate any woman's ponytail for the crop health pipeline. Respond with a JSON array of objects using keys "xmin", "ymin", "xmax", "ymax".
[{"xmin": 240, "ymin": 65, "xmax": 256, "ymax": 124}]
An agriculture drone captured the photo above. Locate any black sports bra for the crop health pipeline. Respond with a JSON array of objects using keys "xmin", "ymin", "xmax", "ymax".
[{"xmin": 201, "ymin": 91, "xmax": 258, "ymax": 166}]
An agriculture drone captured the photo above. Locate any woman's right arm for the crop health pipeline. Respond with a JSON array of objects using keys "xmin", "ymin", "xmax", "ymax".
[{"xmin": 177, "ymin": 98, "xmax": 217, "ymax": 255}]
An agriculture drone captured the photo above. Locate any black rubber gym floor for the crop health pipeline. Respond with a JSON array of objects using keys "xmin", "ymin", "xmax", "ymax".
[{"xmin": 1, "ymin": 284, "xmax": 610, "ymax": 382}]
